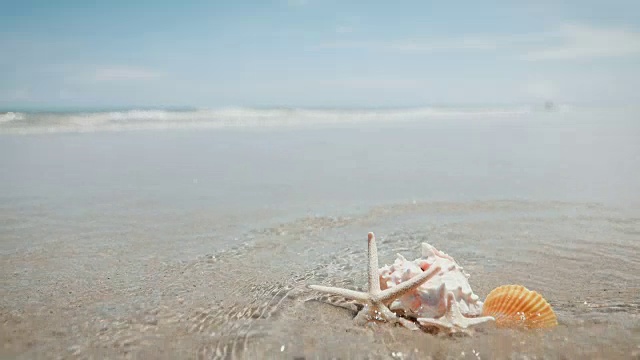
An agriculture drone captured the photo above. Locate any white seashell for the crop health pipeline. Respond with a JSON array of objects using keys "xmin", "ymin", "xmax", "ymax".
[{"xmin": 379, "ymin": 242, "xmax": 486, "ymax": 329}]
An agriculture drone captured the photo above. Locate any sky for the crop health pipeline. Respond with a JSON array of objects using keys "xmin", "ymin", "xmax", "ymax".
[{"xmin": 1, "ymin": 0, "xmax": 640, "ymax": 109}]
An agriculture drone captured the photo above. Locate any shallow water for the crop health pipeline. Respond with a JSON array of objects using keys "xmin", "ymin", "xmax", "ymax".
[
  {"xmin": 2, "ymin": 200, "xmax": 639, "ymax": 359},
  {"xmin": 1, "ymin": 108, "xmax": 639, "ymax": 359}
]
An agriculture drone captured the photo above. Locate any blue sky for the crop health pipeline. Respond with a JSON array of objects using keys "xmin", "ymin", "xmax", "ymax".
[{"xmin": 1, "ymin": 0, "xmax": 639, "ymax": 109}]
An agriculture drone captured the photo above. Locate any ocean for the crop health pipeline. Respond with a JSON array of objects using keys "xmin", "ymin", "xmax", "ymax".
[{"xmin": 1, "ymin": 106, "xmax": 639, "ymax": 358}]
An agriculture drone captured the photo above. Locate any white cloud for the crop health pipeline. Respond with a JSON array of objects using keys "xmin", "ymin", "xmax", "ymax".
[
  {"xmin": 313, "ymin": 33, "xmax": 545, "ymax": 52},
  {"xmin": 313, "ymin": 24, "xmax": 640, "ymax": 61},
  {"xmin": 523, "ymin": 24, "xmax": 640, "ymax": 60},
  {"xmin": 92, "ymin": 66, "xmax": 162, "ymax": 82}
]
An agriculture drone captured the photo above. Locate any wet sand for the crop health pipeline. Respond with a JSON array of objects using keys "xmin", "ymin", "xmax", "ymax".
[
  {"xmin": 1, "ymin": 111, "xmax": 640, "ymax": 359},
  {"xmin": 2, "ymin": 200, "xmax": 639, "ymax": 359}
]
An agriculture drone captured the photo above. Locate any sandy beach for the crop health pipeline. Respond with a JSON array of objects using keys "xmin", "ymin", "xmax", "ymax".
[{"xmin": 1, "ymin": 109, "xmax": 640, "ymax": 359}]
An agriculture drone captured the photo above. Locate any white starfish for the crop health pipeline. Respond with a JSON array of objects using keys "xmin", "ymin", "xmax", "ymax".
[
  {"xmin": 417, "ymin": 291, "xmax": 495, "ymax": 332},
  {"xmin": 308, "ymin": 232, "xmax": 442, "ymax": 330}
]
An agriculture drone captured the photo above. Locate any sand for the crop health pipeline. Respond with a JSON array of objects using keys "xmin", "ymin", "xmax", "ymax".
[{"xmin": 2, "ymin": 200, "xmax": 639, "ymax": 359}]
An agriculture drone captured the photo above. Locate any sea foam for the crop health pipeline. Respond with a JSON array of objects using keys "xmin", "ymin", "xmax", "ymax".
[{"xmin": 0, "ymin": 106, "xmax": 536, "ymax": 135}]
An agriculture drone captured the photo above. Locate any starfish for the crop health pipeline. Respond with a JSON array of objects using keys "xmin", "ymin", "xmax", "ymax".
[
  {"xmin": 308, "ymin": 232, "xmax": 442, "ymax": 330},
  {"xmin": 417, "ymin": 291, "xmax": 495, "ymax": 332}
]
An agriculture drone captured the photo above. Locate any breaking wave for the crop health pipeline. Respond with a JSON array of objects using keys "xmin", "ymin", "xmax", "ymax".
[
  {"xmin": 0, "ymin": 112, "xmax": 26, "ymax": 123},
  {"xmin": 0, "ymin": 106, "xmax": 536, "ymax": 135}
]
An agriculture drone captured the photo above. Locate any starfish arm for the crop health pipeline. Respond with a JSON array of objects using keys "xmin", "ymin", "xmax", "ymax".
[
  {"xmin": 378, "ymin": 265, "xmax": 442, "ymax": 303},
  {"xmin": 416, "ymin": 317, "xmax": 453, "ymax": 330},
  {"xmin": 308, "ymin": 284, "xmax": 369, "ymax": 302},
  {"xmin": 460, "ymin": 315, "xmax": 495, "ymax": 327},
  {"xmin": 367, "ymin": 232, "xmax": 381, "ymax": 295}
]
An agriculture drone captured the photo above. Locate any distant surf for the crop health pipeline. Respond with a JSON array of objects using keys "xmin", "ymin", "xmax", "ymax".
[{"xmin": 0, "ymin": 106, "xmax": 537, "ymax": 135}]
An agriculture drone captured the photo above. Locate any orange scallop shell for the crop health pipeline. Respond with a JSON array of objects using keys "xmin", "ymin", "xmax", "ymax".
[{"xmin": 482, "ymin": 285, "xmax": 558, "ymax": 329}]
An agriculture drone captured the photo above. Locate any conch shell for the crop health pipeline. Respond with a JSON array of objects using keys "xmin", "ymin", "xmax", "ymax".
[
  {"xmin": 379, "ymin": 243, "xmax": 491, "ymax": 331},
  {"xmin": 482, "ymin": 285, "xmax": 558, "ymax": 329}
]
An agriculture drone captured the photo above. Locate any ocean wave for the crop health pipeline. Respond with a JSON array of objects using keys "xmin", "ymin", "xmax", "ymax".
[
  {"xmin": 0, "ymin": 112, "xmax": 26, "ymax": 123},
  {"xmin": 0, "ymin": 107, "xmax": 534, "ymax": 135}
]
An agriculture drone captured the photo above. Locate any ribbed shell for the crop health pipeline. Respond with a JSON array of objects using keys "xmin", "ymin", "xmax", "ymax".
[{"xmin": 482, "ymin": 285, "xmax": 558, "ymax": 329}]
